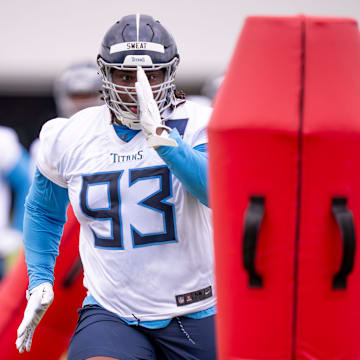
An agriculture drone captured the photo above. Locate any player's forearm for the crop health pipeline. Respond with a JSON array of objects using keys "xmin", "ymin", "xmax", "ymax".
[
  {"xmin": 156, "ymin": 129, "xmax": 209, "ymax": 206},
  {"xmin": 5, "ymin": 149, "xmax": 31, "ymax": 231},
  {"xmin": 23, "ymin": 169, "xmax": 69, "ymax": 290}
]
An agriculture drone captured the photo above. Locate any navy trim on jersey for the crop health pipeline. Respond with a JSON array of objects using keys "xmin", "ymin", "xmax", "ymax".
[
  {"xmin": 165, "ymin": 118, "xmax": 188, "ymax": 136},
  {"xmin": 193, "ymin": 143, "xmax": 207, "ymax": 154},
  {"xmin": 4, "ymin": 149, "xmax": 31, "ymax": 231},
  {"xmin": 156, "ymin": 129, "xmax": 209, "ymax": 206},
  {"xmin": 23, "ymin": 169, "xmax": 69, "ymax": 290}
]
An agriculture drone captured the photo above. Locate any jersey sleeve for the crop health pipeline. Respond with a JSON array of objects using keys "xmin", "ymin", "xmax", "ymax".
[
  {"xmin": 36, "ymin": 118, "xmax": 69, "ymax": 188},
  {"xmin": 24, "ymin": 168, "xmax": 70, "ymax": 289},
  {"xmin": 0, "ymin": 127, "xmax": 22, "ymax": 174}
]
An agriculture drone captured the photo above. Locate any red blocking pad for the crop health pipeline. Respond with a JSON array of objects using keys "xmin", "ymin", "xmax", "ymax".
[
  {"xmin": 208, "ymin": 16, "xmax": 360, "ymax": 360},
  {"xmin": 0, "ymin": 207, "xmax": 85, "ymax": 359},
  {"xmin": 208, "ymin": 16, "xmax": 303, "ymax": 360},
  {"xmin": 297, "ymin": 18, "xmax": 360, "ymax": 360}
]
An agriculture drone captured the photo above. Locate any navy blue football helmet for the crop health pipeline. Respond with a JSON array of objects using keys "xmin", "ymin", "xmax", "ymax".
[{"xmin": 97, "ymin": 14, "xmax": 180, "ymax": 129}]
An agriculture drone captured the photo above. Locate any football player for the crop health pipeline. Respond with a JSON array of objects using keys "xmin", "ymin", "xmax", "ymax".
[
  {"xmin": 0, "ymin": 126, "xmax": 31, "ymax": 279},
  {"xmin": 16, "ymin": 14, "xmax": 216, "ymax": 360}
]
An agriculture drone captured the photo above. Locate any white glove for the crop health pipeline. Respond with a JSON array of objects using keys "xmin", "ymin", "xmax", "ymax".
[
  {"xmin": 16, "ymin": 282, "xmax": 54, "ymax": 354},
  {"xmin": 135, "ymin": 66, "xmax": 178, "ymax": 148}
]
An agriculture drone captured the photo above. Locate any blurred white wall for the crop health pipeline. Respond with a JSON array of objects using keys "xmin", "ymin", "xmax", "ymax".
[{"xmin": 0, "ymin": 0, "xmax": 359, "ymax": 92}]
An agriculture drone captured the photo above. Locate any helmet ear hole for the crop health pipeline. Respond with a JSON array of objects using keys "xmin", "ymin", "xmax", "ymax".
[{"xmin": 97, "ymin": 14, "xmax": 180, "ymax": 128}]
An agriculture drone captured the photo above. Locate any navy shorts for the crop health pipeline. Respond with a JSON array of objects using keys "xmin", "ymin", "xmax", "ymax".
[{"xmin": 68, "ymin": 305, "xmax": 217, "ymax": 360}]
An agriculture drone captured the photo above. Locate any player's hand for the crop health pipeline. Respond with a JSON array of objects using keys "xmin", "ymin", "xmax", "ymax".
[
  {"xmin": 16, "ymin": 282, "xmax": 54, "ymax": 354},
  {"xmin": 135, "ymin": 66, "xmax": 178, "ymax": 148}
]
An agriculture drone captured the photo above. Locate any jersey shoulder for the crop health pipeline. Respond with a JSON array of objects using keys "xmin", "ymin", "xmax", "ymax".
[
  {"xmin": 39, "ymin": 105, "xmax": 108, "ymax": 153},
  {"xmin": 175, "ymin": 99, "xmax": 212, "ymax": 122},
  {"xmin": 169, "ymin": 100, "xmax": 212, "ymax": 146},
  {"xmin": 174, "ymin": 100, "xmax": 211, "ymax": 128},
  {"xmin": 37, "ymin": 105, "xmax": 108, "ymax": 186}
]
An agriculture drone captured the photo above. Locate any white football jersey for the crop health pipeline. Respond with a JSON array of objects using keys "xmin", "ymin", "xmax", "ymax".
[
  {"xmin": 37, "ymin": 102, "xmax": 215, "ymax": 321},
  {"xmin": 0, "ymin": 126, "xmax": 22, "ymax": 229}
]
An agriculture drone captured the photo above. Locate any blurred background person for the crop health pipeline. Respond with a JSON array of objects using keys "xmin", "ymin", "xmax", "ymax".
[
  {"xmin": 187, "ymin": 74, "xmax": 224, "ymax": 107},
  {"xmin": 201, "ymin": 74, "xmax": 224, "ymax": 105},
  {"xmin": 30, "ymin": 62, "xmax": 103, "ymax": 162},
  {"xmin": 0, "ymin": 126, "xmax": 31, "ymax": 280}
]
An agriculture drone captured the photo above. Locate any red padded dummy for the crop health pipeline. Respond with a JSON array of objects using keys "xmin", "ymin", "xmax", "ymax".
[
  {"xmin": 208, "ymin": 16, "xmax": 360, "ymax": 360},
  {"xmin": 0, "ymin": 207, "xmax": 85, "ymax": 359},
  {"xmin": 297, "ymin": 18, "xmax": 360, "ymax": 360}
]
